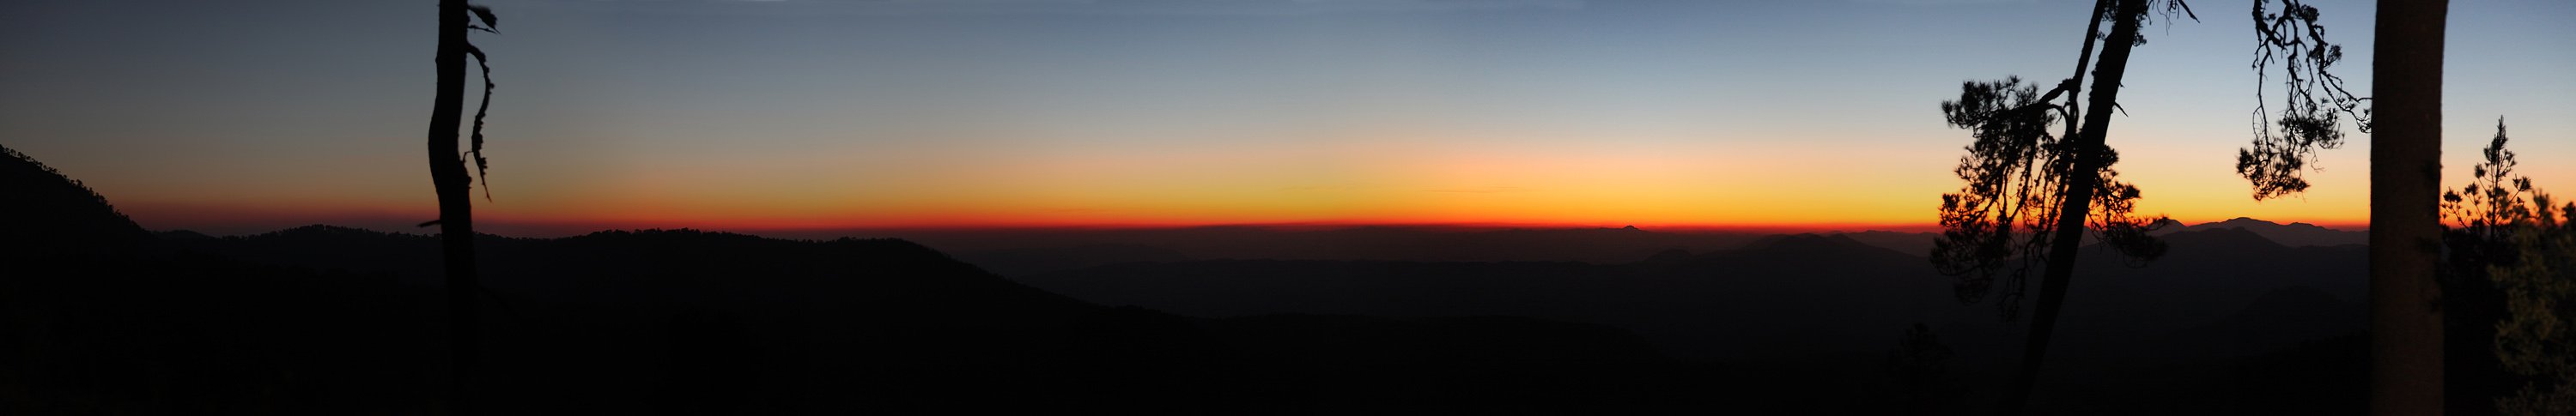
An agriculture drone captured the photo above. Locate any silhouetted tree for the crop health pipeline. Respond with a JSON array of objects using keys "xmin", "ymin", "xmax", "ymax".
[
  {"xmin": 2230, "ymin": 0, "xmax": 2450, "ymax": 412},
  {"xmin": 2237, "ymin": 0, "xmax": 2451, "ymax": 412},
  {"xmin": 2439, "ymin": 121, "xmax": 2576, "ymax": 416},
  {"xmin": 424, "ymin": 1, "xmax": 500, "ymax": 413},
  {"xmin": 1929, "ymin": 0, "xmax": 2182, "ymax": 413},
  {"xmin": 2443, "ymin": 121, "xmax": 2542, "ymax": 238},
  {"xmin": 2238, "ymin": 0, "xmax": 2368, "ymax": 201}
]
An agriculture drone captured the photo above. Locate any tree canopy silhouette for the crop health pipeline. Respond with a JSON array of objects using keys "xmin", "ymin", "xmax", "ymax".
[
  {"xmin": 2237, "ymin": 0, "xmax": 2371, "ymax": 201},
  {"xmin": 2231, "ymin": 0, "xmax": 2453, "ymax": 412},
  {"xmin": 1929, "ymin": 0, "xmax": 2194, "ymax": 413},
  {"xmin": 1932, "ymin": 76, "xmax": 2166, "ymax": 323},
  {"xmin": 2439, "ymin": 120, "xmax": 2576, "ymax": 415}
]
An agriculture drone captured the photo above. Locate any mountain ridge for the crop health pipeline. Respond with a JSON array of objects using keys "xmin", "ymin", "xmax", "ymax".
[{"xmin": 11, "ymin": 142, "xmax": 2372, "ymax": 413}]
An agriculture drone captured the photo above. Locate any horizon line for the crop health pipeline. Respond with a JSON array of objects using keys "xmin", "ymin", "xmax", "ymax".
[{"xmin": 153, "ymin": 218, "xmax": 2372, "ymax": 239}]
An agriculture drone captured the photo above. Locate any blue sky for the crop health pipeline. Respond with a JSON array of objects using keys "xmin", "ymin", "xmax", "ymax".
[{"xmin": 3, "ymin": 0, "xmax": 2569, "ymax": 236}]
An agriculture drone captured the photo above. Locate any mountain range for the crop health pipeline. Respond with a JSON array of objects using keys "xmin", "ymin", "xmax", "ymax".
[
  {"xmin": 1821, "ymin": 217, "xmax": 2364, "ymax": 258},
  {"xmin": 3, "ymin": 145, "xmax": 2367, "ymax": 415},
  {"xmin": 1003, "ymin": 226, "xmax": 2370, "ymax": 414},
  {"xmin": 916, "ymin": 218, "xmax": 2362, "ymax": 278},
  {"xmin": 1012, "ymin": 229, "xmax": 2366, "ymax": 364}
]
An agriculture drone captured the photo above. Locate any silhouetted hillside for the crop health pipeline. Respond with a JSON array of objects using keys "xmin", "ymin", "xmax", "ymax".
[
  {"xmin": 158, "ymin": 225, "xmax": 1093, "ymax": 319},
  {"xmin": 1021, "ymin": 232, "xmax": 1951, "ymax": 361},
  {"xmin": 5, "ymin": 146, "xmax": 428, "ymax": 414},
  {"xmin": 137, "ymin": 220, "xmax": 2365, "ymax": 414},
  {"xmin": 1015, "ymin": 226, "xmax": 2370, "ymax": 408},
  {"xmin": 130, "ymin": 226, "xmax": 1855, "ymax": 413},
  {"xmin": 1804, "ymin": 218, "xmax": 2360, "ymax": 259},
  {"xmin": 9, "ymin": 149, "xmax": 1856, "ymax": 413},
  {"xmin": 905, "ymin": 219, "xmax": 2351, "ymax": 273},
  {"xmin": 12, "ymin": 142, "xmax": 2372, "ymax": 414},
  {"xmin": 144, "ymin": 226, "xmax": 1210, "ymax": 413},
  {"xmin": 951, "ymin": 244, "xmax": 1194, "ymax": 277},
  {"xmin": 1833, "ymin": 230, "xmax": 1941, "ymax": 257},
  {"xmin": 2150, "ymin": 217, "xmax": 2367, "ymax": 247},
  {"xmin": 1200, "ymin": 314, "xmax": 1691, "ymax": 413},
  {"xmin": 1, "ymin": 146, "xmax": 159, "ymax": 261},
  {"xmin": 2162, "ymin": 286, "xmax": 2366, "ymax": 359},
  {"xmin": 2034, "ymin": 227, "xmax": 2368, "ymax": 366}
]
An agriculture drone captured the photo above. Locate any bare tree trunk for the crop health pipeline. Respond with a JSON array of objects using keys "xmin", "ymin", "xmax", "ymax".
[
  {"xmin": 1997, "ymin": 1, "xmax": 2142, "ymax": 414},
  {"xmin": 426, "ymin": 0, "xmax": 480, "ymax": 413},
  {"xmin": 2371, "ymin": 0, "xmax": 2446, "ymax": 414},
  {"xmin": 2052, "ymin": 0, "xmax": 2109, "ymax": 143}
]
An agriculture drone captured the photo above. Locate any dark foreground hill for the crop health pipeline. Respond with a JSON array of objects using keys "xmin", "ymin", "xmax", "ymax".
[
  {"xmin": 1020, "ymin": 231, "xmax": 2364, "ymax": 359},
  {"xmin": 9, "ymin": 146, "xmax": 1886, "ymax": 414},
  {"xmin": 1018, "ymin": 231, "xmax": 2372, "ymax": 414},
  {"xmin": 6, "ymin": 147, "xmax": 430, "ymax": 413},
  {"xmin": 148, "ymin": 226, "xmax": 1918, "ymax": 414}
]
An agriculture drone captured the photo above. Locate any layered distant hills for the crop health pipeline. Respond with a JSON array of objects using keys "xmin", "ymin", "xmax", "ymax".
[
  {"xmin": 5, "ymin": 144, "xmax": 2368, "ymax": 415},
  {"xmin": 2151, "ymin": 216, "xmax": 2368, "ymax": 247},
  {"xmin": 999, "ymin": 226, "xmax": 2370, "ymax": 414},
  {"xmin": 1801, "ymin": 217, "xmax": 2362, "ymax": 258},
  {"xmin": 1012, "ymin": 228, "xmax": 2366, "ymax": 364},
  {"xmin": 2, "ymin": 147, "xmax": 1820, "ymax": 413},
  {"xmin": 919, "ymin": 218, "xmax": 2361, "ymax": 277}
]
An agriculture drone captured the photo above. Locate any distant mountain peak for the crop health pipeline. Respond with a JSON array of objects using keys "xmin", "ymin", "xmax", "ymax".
[
  {"xmin": 2197, "ymin": 217, "xmax": 2328, "ymax": 230},
  {"xmin": 2211, "ymin": 217, "xmax": 2284, "ymax": 227}
]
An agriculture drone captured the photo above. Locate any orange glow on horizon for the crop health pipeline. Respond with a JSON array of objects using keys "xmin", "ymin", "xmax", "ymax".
[
  {"xmin": 118, "ymin": 197, "xmax": 2369, "ymax": 238},
  {"xmin": 97, "ymin": 128, "xmax": 2377, "ymax": 238}
]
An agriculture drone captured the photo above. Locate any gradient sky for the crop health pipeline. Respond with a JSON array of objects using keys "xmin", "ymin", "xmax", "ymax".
[{"xmin": 4, "ymin": 0, "xmax": 2570, "ymax": 237}]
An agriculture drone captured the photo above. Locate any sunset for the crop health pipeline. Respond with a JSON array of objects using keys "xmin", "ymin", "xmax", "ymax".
[
  {"xmin": 14, "ymin": 0, "xmax": 2566, "ymax": 237},
  {"xmin": 7, "ymin": 0, "xmax": 2574, "ymax": 413}
]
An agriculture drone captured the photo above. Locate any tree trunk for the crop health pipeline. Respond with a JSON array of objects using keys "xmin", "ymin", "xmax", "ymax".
[
  {"xmin": 1997, "ymin": 1, "xmax": 2143, "ymax": 414},
  {"xmin": 2371, "ymin": 0, "xmax": 2446, "ymax": 414},
  {"xmin": 426, "ymin": 0, "xmax": 481, "ymax": 413},
  {"xmin": 2053, "ymin": 0, "xmax": 2111, "ymax": 150}
]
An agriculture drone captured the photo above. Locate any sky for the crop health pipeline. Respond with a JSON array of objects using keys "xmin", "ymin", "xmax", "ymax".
[{"xmin": 3, "ymin": 0, "xmax": 2571, "ymax": 237}]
